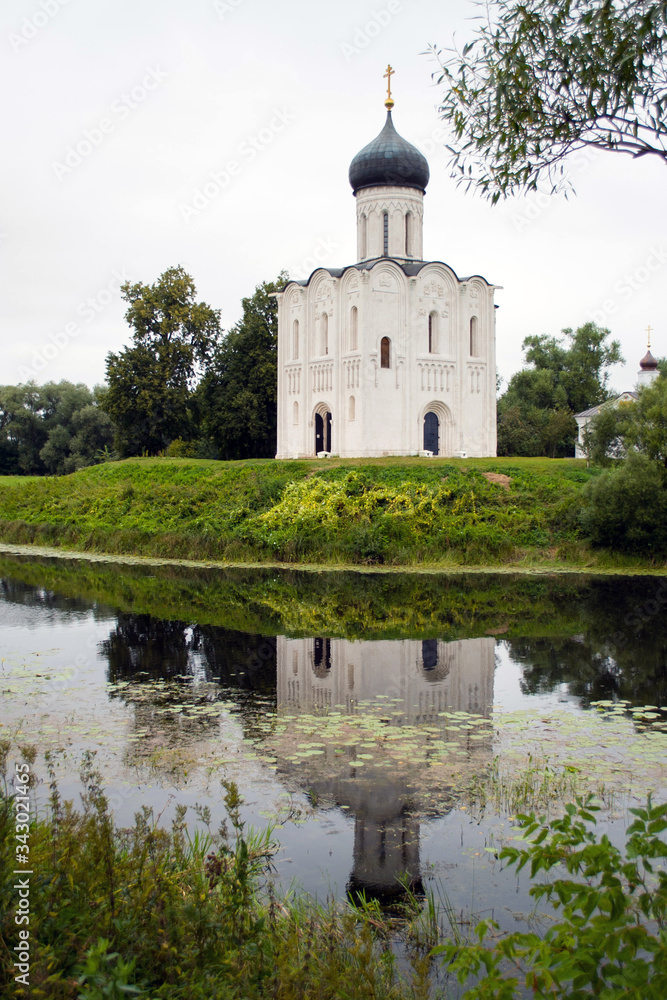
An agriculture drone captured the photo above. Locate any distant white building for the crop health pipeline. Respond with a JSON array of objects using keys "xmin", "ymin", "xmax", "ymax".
[
  {"xmin": 574, "ymin": 346, "xmax": 660, "ymax": 458},
  {"xmin": 274, "ymin": 74, "xmax": 499, "ymax": 459}
]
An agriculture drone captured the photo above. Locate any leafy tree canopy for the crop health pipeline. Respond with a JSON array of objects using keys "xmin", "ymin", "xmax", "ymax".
[
  {"xmin": 121, "ymin": 266, "xmax": 219, "ymax": 363},
  {"xmin": 430, "ymin": 0, "xmax": 667, "ymax": 200},
  {"xmin": 498, "ymin": 322, "xmax": 623, "ymax": 457},
  {"xmin": 199, "ymin": 274, "xmax": 286, "ymax": 461},
  {"xmin": 104, "ymin": 267, "xmax": 221, "ymax": 457},
  {"xmin": 581, "ymin": 375, "xmax": 667, "ymax": 553},
  {"xmin": 587, "ymin": 371, "xmax": 667, "ymax": 467},
  {"xmin": 0, "ymin": 381, "xmax": 112, "ymax": 476}
]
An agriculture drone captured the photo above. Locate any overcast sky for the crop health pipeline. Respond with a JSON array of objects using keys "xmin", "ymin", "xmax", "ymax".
[{"xmin": 2, "ymin": 0, "xmax": 665, "ymax": 396}]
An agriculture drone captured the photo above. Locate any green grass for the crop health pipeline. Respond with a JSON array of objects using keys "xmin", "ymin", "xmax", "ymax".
[{"xmin": 0, "ymin": 455, "xmax": 663, "ymax": 572}]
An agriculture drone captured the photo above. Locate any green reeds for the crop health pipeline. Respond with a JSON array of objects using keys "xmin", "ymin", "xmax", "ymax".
[{"xmin": 0, "ymin": 748, "xmax": 430, "ymax": 999}]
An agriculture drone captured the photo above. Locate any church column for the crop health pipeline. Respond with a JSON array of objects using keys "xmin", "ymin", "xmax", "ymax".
[{"xmin": 273, "ymin": 290, "xmax": 286, "ymax": 458}]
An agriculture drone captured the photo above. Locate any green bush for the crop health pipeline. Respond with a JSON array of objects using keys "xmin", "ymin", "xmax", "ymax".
[
  {"xmin": 437, "ymin": 795, "xmax": 667, "ymax": 999},
  {"xmin": 164, "ymin": 438, "xmax": 216, "ymax": 460},
  {"xmin": 580, "ymin": 453, "xmax": 667, "ymax": 553}
]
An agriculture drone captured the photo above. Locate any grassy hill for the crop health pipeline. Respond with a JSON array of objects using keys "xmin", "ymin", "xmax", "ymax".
[{"xmin": 0, "ymin": 455, "xmax": 661, "ymax": 572}]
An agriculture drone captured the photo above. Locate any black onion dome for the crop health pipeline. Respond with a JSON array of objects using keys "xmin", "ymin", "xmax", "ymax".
[
  {"xmin": 349, "ymin": 111, "xmax": 430, "ymax": 194},
  {"xmin": 640, "ymin": 349, "xmax": 659, "ymax": 371}
]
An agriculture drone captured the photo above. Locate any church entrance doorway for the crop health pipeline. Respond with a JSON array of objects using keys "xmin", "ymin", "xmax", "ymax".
[
  {"xmin": 315, "ymin": 411, "xmax": 332, "ymax": 453},
  {"xmin": 423, "ymin": 411, "xmax": 439, "ymax": 455}
]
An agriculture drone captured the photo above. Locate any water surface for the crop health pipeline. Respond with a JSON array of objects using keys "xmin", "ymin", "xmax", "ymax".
[{"xmin": 1, "ymin": 554, "xmax": 666, "ymax": 930}]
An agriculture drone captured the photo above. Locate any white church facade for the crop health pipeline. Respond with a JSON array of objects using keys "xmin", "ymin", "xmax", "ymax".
[{"xmin": 275, "ymin": 75, "xmax": 499, "ymax": 459}]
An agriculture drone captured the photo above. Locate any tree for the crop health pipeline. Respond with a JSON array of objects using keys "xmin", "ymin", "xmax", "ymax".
[
  {"xmin": 104, "ymin": 267, "xmax": 221, "ymax": 457},
  {"xmin": 497, "ymin": 322, "xmax": 623, "ymax": 457},
  {"xmin": 429, "ymin": 0, "xmax": 667, "ymax": 201},
  {"xmin": 199, "ymin": 275, "xmax": 286, "ymax": 461},
  {"xmin": 524, "ymin": 322, "xmax": 624, "ymax": 413},
  {"xmin": 0, "ymin": 384, "xmax": 43, "ymax": 474},
  {"xmin": 581, "ymin": 451, "xmax": 667, "ymax": 551},
  {"xmin": 582, "ymin": 399, "xmax": 630, "ymax": 465},
  {"xmin": 624, "ymin": 373, "xmax": 667, "ymax": 467},
  {"xmin": 581, "ymin": 374, "xmax": 667, "ymax": 551},
  {"xmin": 587, "ymin": 372, "xmax": 667, "ymax": 467},
  {"xmin": 0, "ymin": 382, "xmax": 113, "ymax": 475},
  {"xmin": 496, "ymin": 403, "xmax": 544, "ymax": 457}
]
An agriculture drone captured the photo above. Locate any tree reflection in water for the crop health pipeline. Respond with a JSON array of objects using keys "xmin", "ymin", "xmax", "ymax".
[
  {"xmin": 3, "ymin": 562, "xmax": 667, "ymax": 906},
  {"xmin": 506, "ymin": 633, "xmax": 667, "ymax": 707}
]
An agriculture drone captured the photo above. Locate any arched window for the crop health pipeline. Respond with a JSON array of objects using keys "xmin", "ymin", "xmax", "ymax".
[
  {"xmin": 292, "ymin": 319, "xmax": 299, "ymax": 360},
  {"xmin": 293, "ymin": 401, "xmax": 299, "ymax": 424},
  {"xmin": 428, "ymin": 311, "xmax": 439, "ymax": 353},
  {"xmin": 350, "ymin": 306, "xmax": 358, "ymax": 351},
  {"xmin": 469, "ymin": 316, "xmax": 479, "ymax": 356},
  {"xmin": 321, "ymin": 313, "xmax": 329, "ymax": 355},
  {"xmin": 360, "ymin": 214, "xmax": 367, "ymax": 258},
  {"xmin": 380, "ymin": 336, "xmax": 390, "ymax": 369},
  {"xmin": 383, "ymin": 212, "xmax": 389, "ymax": 256},
  {"xmin": 349, "ymin": 395, "xmax": 355, "ymax": 421},
  {"xmin": 313, "ymin": 637, "xmax": 332, "ymax": 676},
  {"xmin": 422, "ymin": 640, "xmax": 438, "ymax": 672},
  {"xmin": 405, "ymin": 212, "xmax": 412, "ymax": 256}
]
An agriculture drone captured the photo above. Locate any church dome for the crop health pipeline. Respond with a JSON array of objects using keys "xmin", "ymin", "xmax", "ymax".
[
  {"xmin": 640, "ymin": 349, "xmax": 659, "ymax": 371},
  {"xmin": 349, "ymin": 111, "xmax": 430, "ymax": 194}
]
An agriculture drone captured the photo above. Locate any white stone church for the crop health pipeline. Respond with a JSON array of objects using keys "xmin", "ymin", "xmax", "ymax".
[{"xmin": 275, "ymin": 81, "xmax": 499, "ymax": 459}]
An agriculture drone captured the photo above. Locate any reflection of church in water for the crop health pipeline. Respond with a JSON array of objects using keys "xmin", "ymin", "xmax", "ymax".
[
  {"xmin": 275, "ymin": 636, "xmax": 496, "ymax": 903},
  {"xmin": 278, "ymin": 636, "xmax": 494, "ymax": 721}
]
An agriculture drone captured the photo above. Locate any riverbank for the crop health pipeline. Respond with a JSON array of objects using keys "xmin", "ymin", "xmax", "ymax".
[{"xmin": 0, "ymin": 456, "xmax": 665, "ymax": 574}]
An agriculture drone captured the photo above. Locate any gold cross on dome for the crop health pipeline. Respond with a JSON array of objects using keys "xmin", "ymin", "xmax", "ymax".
[
  {"xmin": 384, "ymin": 64, "xmax": 395, "ymax": 109},
  {"xmin": 646, "ymin": 323, "xmax": 653, "ymax": 348}
]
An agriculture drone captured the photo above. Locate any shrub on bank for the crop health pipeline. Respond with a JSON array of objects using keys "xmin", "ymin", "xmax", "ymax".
[
  {"xmin": 580, "ymin": 453, "xmax": 667, "ymax": 553},
  {"xmin": 439, "ymin": 796, "xmax": 667, "ymax": 999}
]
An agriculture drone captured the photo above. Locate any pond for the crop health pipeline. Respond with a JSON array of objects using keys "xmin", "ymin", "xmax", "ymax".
[{"xmin": 1, "ymin": 549, "xmax": 667, "ymax": 939}]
